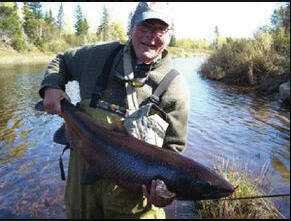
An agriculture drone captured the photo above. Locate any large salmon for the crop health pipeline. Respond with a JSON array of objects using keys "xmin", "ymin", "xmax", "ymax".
[{"xmin": 37, "ymin": 99, "xmax": 236, "ymax": 200}]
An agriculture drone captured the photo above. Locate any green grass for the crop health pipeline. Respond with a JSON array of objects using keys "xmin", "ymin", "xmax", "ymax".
[{"xmin": 196, "ymin": 157, "xmax": 286, "ymax": 219}]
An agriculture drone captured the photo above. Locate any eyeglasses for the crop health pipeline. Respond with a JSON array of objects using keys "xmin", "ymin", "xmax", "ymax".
[{"xmin": 136, "ymin": 23, "xmax": 170, "ymax": 37}]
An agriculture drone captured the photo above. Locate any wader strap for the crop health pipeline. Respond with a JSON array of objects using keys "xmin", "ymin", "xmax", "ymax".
[
  {"xmin": 90, "ymin": 44, "xmax": 124, "ymax": 108},
  {"xmin": 59, "ymin": 144, "xmax": 71, "ymax": 180},
  {"xmin": 123, "ymin": 46, "xmax": 139, "ymax": 110},
  {"xmin": 148, "ymin": 69, "xmax": 179, "ymax": 106}
]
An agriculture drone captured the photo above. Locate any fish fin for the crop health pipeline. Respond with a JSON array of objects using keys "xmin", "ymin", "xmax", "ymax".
[
  {"xmin": 80, "ymin": 168, "xmax": 102, "ymax": 185},
  {"xmin": 53, "ymin": 123, "xmax": 69, "ymax": 145}
]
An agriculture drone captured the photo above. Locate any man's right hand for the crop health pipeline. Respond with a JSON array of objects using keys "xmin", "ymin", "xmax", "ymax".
[{"xmin": 44, "ymin": 88, "xmax": 70, "ymax": 117}]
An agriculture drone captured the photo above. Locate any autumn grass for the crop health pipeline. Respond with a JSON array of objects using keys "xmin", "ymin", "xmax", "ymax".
[
  {"xmin": 0, "ymin": 51, "xmax": 54, "ymax": 67},
  {"xmin": 0, "ymin": 46, "xmax": 211, "ymax": 70},
  {"xmin": 167, "ymin": 46, "xmax": 212, "ymax": 58},
  {"xmin": 196, "ymin": 157, "xmax": 286, "ymax": 219},
  {"xmin": 199, "ymin": 32, "xmax": 290, "ymax": 95}
]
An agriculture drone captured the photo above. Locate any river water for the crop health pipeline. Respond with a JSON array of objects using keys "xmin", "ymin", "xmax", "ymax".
[{"xmin": 0, "ymin": 58, "xmax": 289, "ymax": 218}]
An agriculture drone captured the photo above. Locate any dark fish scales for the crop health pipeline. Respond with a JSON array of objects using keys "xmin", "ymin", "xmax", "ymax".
[{"xmin": 61, "ymin": 99, "xmax": 236, "ymax": 200}]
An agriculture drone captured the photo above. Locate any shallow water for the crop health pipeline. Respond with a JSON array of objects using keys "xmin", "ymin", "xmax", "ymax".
[{"xmin": 0, "ymin": 58, "xmax": 289, "ymax": 218}]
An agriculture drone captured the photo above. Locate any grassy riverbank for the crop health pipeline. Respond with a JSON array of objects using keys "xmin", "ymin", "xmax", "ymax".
[
  {"xmin": 0, "ymin": 52, "xmax": 54, "ymax": 67},
  {"xmin": 0, "ymin": 44, "xmax": 54, "ymax": 67},
  {"xmin": 167, "ymin": 46, "xmax": 212, "ymax": 58},
  {"xmin": 199, "ymin": 3, "xmax": 290, "ymax": 96},
  {"xmin": 196, "ymin": 158, "xmax": 286, "ymax": 219},
  {"xmin": 0, "ymin": 45, "xmax": 211, "ymax": 68}
]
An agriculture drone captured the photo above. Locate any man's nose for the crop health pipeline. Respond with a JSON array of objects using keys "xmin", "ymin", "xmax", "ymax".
[{"xmin": 144, "ymin": 29, "xmax": 158, "ymax": 40}]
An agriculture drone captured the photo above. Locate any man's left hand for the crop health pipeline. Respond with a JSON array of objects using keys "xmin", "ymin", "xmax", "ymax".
[{"xmin": 142, "ymin": 179, "xmax": 175, "ymax": 208}]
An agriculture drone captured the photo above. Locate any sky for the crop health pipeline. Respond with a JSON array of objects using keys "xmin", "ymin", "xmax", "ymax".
[{"xmin": 19, "ymin": 2, "xmax": 284, "ymax": 41}]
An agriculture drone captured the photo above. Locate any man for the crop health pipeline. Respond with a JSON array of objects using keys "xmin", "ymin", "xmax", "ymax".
[{"xmin": 39, "ymin": 2, "xmax": 189, "ymax": 219}]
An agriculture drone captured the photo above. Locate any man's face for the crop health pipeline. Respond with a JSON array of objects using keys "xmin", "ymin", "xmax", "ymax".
[{"xmin": 131, "ymin": 19, "xmax": 171, "ymax": 64}]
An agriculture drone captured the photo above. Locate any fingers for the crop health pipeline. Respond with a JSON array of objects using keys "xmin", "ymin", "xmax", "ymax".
[
  {"xmin": 142, "ymin": 180, "xmax": 175, "ymax": 208},
  {"xmin": 44, "ymin": 98, "xmax": 62, "ymax": 116},
  {"xmin": 44, "ymin": 88, "xmax": 69, "ymax": 117},
  {"xmin": 142, "ymin": 184, "xmax": 150, "ymax": 200}
]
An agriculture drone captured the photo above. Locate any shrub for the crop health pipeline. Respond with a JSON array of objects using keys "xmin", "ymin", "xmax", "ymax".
[{"xmin": 199, "ymin": 35, "xmax": 289, "ymax": 94}]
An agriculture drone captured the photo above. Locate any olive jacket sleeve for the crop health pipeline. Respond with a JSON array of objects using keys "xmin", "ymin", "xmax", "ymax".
[
  {"xmin": 39, "ymin": 42, "xmax": 120, "ymax": 98},
  {"xmin": 161, "ymin": 74, "xmax": 190, "ymax": 153},
  {"xmin": 39, "ymin": 50, "xmax": 75, "ymax": 98}
]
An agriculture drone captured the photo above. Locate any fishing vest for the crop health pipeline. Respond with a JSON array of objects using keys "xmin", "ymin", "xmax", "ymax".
[{"xmin": 59, "ymin": 43, "xmax": 179, "ymax": 181}]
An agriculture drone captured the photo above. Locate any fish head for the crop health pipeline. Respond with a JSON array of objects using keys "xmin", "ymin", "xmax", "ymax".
[{"xmin": 175, "ymin": 171, "xmax": 236, "ymax": 201}]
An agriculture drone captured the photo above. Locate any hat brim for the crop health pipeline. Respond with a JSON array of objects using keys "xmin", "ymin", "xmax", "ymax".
[{"xmin": 134, "ymin": 11, "xmax": 171, "ymax": 26}]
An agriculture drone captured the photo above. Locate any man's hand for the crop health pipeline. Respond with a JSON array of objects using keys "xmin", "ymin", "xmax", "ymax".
[
  {"xmin": 44, "ymin": 88, "xmax": 70, "ymax": 117},
  {"xmin": 142, "ymin": 179, "xmax": 176, "ymax": 208}
]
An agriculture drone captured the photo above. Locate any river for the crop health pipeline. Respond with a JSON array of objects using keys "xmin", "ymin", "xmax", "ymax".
[{"xmin": 0, "ymin": 57, "xmax": 289, "ymax": 218}]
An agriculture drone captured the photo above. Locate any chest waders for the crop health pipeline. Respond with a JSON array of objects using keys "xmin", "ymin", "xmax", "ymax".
[{"xmin": 60, "ymin": 44, "xmax": 179, "ymax": 219}]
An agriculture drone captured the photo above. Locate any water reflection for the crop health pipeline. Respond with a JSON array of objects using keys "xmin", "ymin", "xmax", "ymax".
[{"xmin": 0, "ymin": 59, "xmax": 289, "ymax": 218}]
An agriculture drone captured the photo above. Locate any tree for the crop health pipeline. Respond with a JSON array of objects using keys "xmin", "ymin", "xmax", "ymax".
[
  {"xmin": 44, "ymin": 9, "xmax": 54, "ymax": 25},
  {"xmin": 271, "ymin": 2, "xmax": 290, "ymax": 32},
  {"xmin": 43, "ymin": 9, "xmax": 58, "ymax": 45},
  {"xmin": 111, "ymin": 20, "xmax": 127, "ymax": 42},
  {"xmin": 22, "ymin": 2, "xmax": 38, "ymax": 42},
  {"xmin": 29, "ymin": 2, "xmax": 42, "ymax": 19},
  {"xmin": 57, "ymin": 2, "xmax": 64, "ymax": 37},
  {"xmin": 97, "ymin": 5, "xmax": 111, "ymax": 42},
  {"xmin": 213, "ymin": 25, "xmax": 220, "ymax": 49},
  {"xmin": 169, "ymin": 22, "xmax": 176, "ymax": 47},
  {"xmin": 81, "ymin": 18, "xmax": 89, "ymax": 35},
  {"xmin": 74, "ymin": 4, "xmax": 83, "ymax": 35},
  {"xmin": 270, "ymin": 3, "xmax": 290, "ymax": 55},
  {"xmin": 169, "ymin": 35, "xmax": 177, "ymax": 47},
  {"xmin": 0, "ymin": 2, "xmax": 26, "ymax": 51},
  {"xmin": 74, "ymin": 4, "xmax": 89, "ymax": 45}
]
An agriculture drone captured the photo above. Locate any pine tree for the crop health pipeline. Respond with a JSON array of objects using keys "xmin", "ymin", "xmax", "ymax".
[
  {"xmin": 169, "ymin": 22, "xmax": 176, "ymax": 47},
  {"xmin": 43, "ymin": 9, "xmax": 57, "ymax": 44},
  {"xmin": 74, "ymin": 4, "xmax": 89, "ymax": 45},
  {"xmin": 0, "ymin": 2, "xmax": 26, "ymax": 51},
  {"xmin": 22, "ymin": 2, "xmax": 38, "ymax": 43},
  {"xmin": 74, "ymin": 4, "xmax": 83, "ymax": 36},
  {"xmin": 57, "ymin": 2, "xmax": 64, "ymax": 37},
  {"xmin": 29, "ymin": 2, "xmax": 42, "ymax": 19},
  {"xmin": 213, "ymin": 25, "xmax": 220, "ymax": 49},
  {"xmin": 44, "ymin": 9, "xmax": 54, "ymax": 25},
  {"xmin": 97, "ymin": 5, "xmax": 110, "ymax": 42}
]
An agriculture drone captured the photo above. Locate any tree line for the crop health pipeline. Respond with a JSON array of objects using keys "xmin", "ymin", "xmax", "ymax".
[
  {"xmin": 0, "ymin": 2, "xmax": 130, "ymax": 52},
  {"xmin": 0, "ymin": 2, "xmax": 216, "ymax": 54}
]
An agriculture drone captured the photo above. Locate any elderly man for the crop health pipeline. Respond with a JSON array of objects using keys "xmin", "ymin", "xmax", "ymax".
[{"xmin": 39, "ymin": 2, "xmax": 189, "ymax": 219}]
